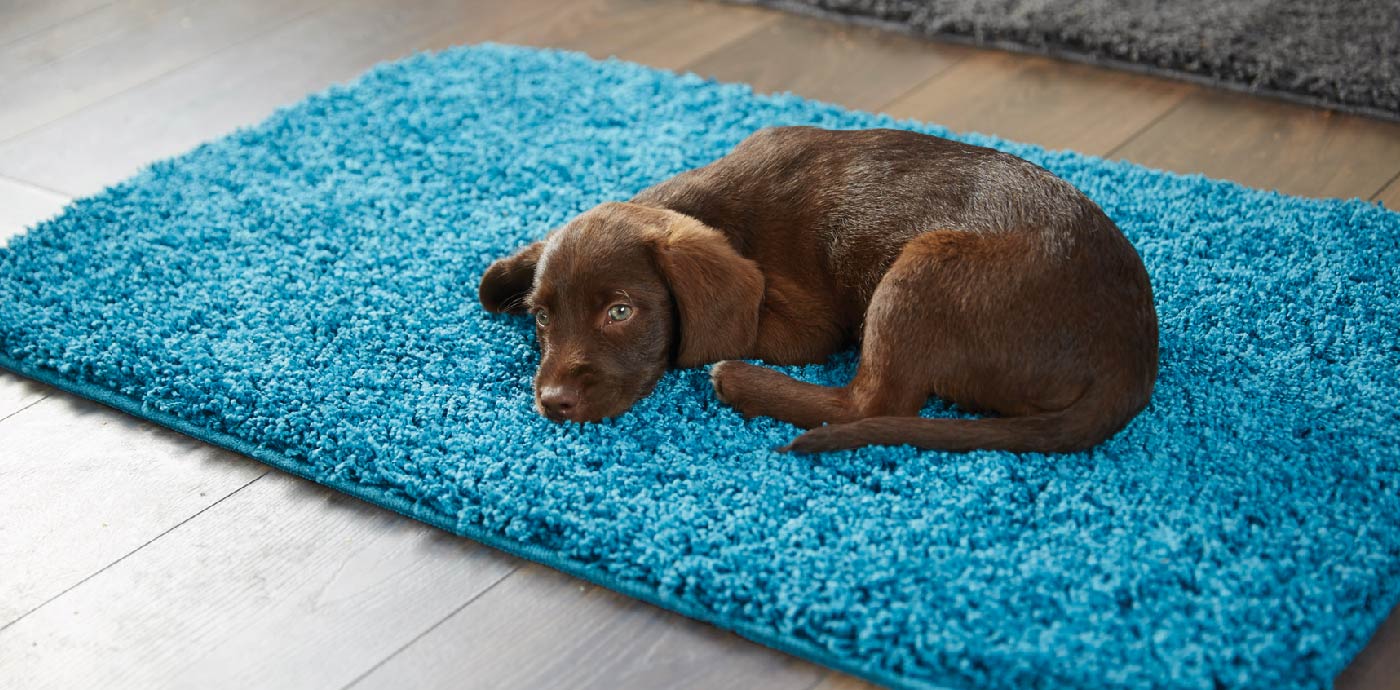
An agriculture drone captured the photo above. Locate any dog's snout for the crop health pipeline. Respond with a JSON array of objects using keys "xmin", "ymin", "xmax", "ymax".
[{"xmin": 539, "ymin": 385, "xmax": 581, "ymax": 421}]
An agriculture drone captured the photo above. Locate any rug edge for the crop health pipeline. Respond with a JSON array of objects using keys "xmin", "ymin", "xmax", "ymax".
[
  {"xmin": 0, "ymin": 352, "xmax": 968, "ymax": 690},
  {"xmin": 724, "ymin": 0, "xmax": 1400, "ymax": 123},
  {"xmin": 10, "ymin": 352, "xmax": 1394, "ymax": 689}
]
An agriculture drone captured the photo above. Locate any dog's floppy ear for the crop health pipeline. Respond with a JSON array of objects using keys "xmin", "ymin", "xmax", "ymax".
[
  {"xmin": 652, "ymin": 216, "xmax": 764, "ymax": 367},
  {"xmin": 479, "ymin": 239, "xmax": 546, "ymax": 314}
]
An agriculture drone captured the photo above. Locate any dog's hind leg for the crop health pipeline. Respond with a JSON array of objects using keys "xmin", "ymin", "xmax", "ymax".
[{"xmin": 711, "ymin": 229, "xmax": 1083, "ymax": 442}]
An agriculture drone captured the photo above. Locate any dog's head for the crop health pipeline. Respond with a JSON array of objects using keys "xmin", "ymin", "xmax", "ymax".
[{"xmin": 478, "ymin": 202, "xmax": 763, "ymax": 423}]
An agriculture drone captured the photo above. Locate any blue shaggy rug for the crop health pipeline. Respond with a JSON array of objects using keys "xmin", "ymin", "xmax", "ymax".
[{"xmin": 1, "ymin": 44, "xmax": 1397, "ymax": 690}]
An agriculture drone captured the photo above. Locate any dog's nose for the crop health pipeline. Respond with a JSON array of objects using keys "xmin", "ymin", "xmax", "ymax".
[{"xmin": 539, "ymin": 385, "xmax": 580, "ymax": 421}]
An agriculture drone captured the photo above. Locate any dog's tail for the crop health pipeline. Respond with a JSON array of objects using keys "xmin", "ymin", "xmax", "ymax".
[{"xmin": 782, "ymin": 378, "xmax": 1147, "ymax": 454}]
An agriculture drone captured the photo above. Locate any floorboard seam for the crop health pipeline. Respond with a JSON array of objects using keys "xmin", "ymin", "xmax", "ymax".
[
  {"xmin": 0, "ymin": 174, "xmax": 72, "ymax": 200},
  {"xmin": 1102, "ymin": 94, "xmax": 1191, "ymax": 160},
  {"xmin": 871, "ymin": 50, "xmax": 974, "ymax": 118},
  {"xmin": 339, "ymin": 562, "xmax": 525, "ymax": 688},
  {"xmin": 674, "ymin": 13, "xmax": 782, "ymax": 72},
  {"xmin": 1368, "ymin": 169, "xmax": 1400, "ymax": 203},
  {"xmin": 0, "ymin": 392, "xmax": 52, "ymax": 425},
  {"xmin": 0, "ymin": 470, "xmax": 269, "ymax": 633}
]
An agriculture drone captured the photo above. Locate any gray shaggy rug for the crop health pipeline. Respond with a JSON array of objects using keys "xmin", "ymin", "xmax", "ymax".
[{"xmin": 730, "ymin": 0, "xmax": 1400, "ymax": 120}]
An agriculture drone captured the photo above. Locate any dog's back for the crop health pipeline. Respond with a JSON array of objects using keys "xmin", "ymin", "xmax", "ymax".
[
  {"xmin": 638, "ymin": 127, "xmax": 1126, "ymax": 299},
  {"xmin": 640, "ymin": 126, "xmax": 1159, "ymax": 453}
]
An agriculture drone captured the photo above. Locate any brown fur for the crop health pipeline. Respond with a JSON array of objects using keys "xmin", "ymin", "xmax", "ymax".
[{"xmin": 478, "ymin": 126, "xmax": 1159, "ymax": 453}]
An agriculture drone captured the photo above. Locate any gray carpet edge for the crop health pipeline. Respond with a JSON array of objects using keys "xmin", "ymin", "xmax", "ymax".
[{"xmin": 726, "ymin": 0, "xmax": 1400, "ymax": 123}]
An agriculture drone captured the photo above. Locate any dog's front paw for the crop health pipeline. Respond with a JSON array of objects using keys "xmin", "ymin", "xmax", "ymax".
[
  {"xmin": 709, "ymin": 360, "xmax": 744, "ymax": 405},
  {"xmin": 710, "ymin": 360, "xmax": 765, "ymax": 413}
]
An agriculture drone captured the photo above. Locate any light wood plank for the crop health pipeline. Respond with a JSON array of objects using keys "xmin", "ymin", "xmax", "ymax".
[
  {"xmin": 492, "ymin": 0, "xmax": 779, "ymax": 73},
  {"xmin": 0, "ymin": 468, "xmax": 520, "ymax": 689},
  {"xmin": 0, "ymin": 0, "xmax": 112, "ymax": 47},
  {"xmin": 686, "ymin": 13, "xmax": 970, "ymax": 113},
  {"xmin": 0, "ymin": 175, "xmax": 69, "ymax": 246},
  {"xmin": 353, "ymin": 564, "xmax": 825, "ymax": 690},
  {"xmin": 0, "ymin": 0, "xmax": 209, "ymax": 82},
  {"xmin": 612, "ymin": 2, "xmax": 777, "ymax": 73},
  {"xmin": 884, "ymin": 50, "xmax": 1191, "ymax": 157},
  {"xmin": 0, "ymin": 0, "xmax": 339, "ymax": 142},
  {"xmin": 1111, "ymin": 89, "xmax": 1400, "ymax": 199},
  {"xmin": 0, "ymin": 392, "xmax": 267, "ymax": 626},
  {"xmin": 0, "ymin": 0, "xmax": 570, "ymax": 196}
]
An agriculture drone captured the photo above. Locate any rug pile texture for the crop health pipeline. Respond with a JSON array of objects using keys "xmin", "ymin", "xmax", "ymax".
[
  {"xmin": 733, "ymin": 0, "xmax": 1400, "ymax": 120},
  {"xmin": 1, "ymin": 45, "xmax": 1397, "ymax": 690}
]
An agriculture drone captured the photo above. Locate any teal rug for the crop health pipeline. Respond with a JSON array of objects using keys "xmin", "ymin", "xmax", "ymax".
[{"xmin": 1, "ymin": 44, "xmax": 1397, "ymax": 690}]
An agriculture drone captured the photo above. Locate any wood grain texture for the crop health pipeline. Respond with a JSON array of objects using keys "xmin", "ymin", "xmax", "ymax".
[
  {"xmin": 494, "ymin": 0, "xmax": 778, "ymax": 72},
  {"xmin": 0, "ymin": 0, "xmax": 571, "ymax": 195},
  {"xmin": 0, "ymin": 175, "xmax": 69, "ymax": 245},
  {"xmin": 1112, "ymin": 89, "xmax": 1400, "ymax": 199},
  {"xmin": 0, "ymin": 469, "xmax": 520, "ymax": 690},
  {"xmin": 0, "ymin": 393, "xmax": 266, "ymax": 627},
  {"xmin": 0, "ymin": 0, "xmax": 111, "ymax": 46},
  {"xmin": 0, "ymin": 0, "xmax": 189, "ymax": 78},
  {"xmin": 352, "ymin": 564, "xmax": 825, "ymax": 690},
  {"xmin": 0, "ymin": 0, "xmax": 337, "ymax": 141},
  {"xmin": 685, "ymin": 13, "xmax": 970, "ymax": 112},
  {"xmin": 883, "ymin": 50, "xmax": 1191, "ymax": 157}
]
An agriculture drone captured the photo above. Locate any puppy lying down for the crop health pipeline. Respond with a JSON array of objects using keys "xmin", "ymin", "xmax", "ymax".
[{"xmin": 479, "ymin": 127, "xmax": 1158, "ymax": 453}]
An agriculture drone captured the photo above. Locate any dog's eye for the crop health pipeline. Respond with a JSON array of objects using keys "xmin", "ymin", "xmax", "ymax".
[
  {"xmin": 535, "ymin": 311, "xmax": 550, "ymax": 327},
  {"xmin": 607, "ymin": 304, "xmax": 633, "ymax": 322}
]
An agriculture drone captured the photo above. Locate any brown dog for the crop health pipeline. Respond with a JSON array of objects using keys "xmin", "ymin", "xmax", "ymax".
[{"xmin": 478, "ymin": 127, "xmax": 1158, "ymax": 453}]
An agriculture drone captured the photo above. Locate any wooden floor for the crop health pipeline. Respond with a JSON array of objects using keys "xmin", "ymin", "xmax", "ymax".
[{"xmin": 1, "ymin": 1, "xmax": 1398, "ymax": 688}]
